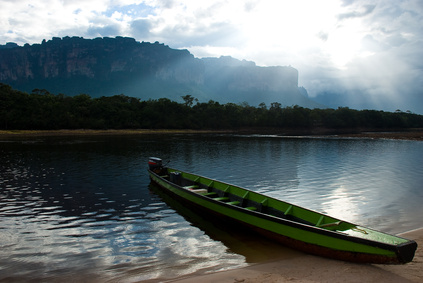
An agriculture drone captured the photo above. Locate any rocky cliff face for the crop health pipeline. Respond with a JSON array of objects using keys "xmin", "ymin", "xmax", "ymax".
[
  {"xmin": 0, "ymin": 36, "xmax": 321, "ymax": 108},
  {"xmin": 0, "ymin": 36, "xmax": 203, "ymax": 82}
]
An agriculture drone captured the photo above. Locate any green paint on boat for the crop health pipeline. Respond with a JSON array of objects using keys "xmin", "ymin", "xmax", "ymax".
[{"xmin": 148, "ymin": 158, "xmax": 417, "ymax": 264}]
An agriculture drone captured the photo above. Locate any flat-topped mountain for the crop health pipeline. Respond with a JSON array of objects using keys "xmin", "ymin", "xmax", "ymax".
[{"xmin": 0, "ymin": 36, "xmax": 322, "ymax": 108}]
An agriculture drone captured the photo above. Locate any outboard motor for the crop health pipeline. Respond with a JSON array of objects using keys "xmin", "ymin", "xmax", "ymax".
[{"xmin": 148, "ymin": 157, "xmax": 162, "ymax": 171}]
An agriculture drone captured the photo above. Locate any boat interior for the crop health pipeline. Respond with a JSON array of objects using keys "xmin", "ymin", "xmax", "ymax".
[{"xmin": 156, "ymin": 167, "xmax": 356, "ymax": 232}]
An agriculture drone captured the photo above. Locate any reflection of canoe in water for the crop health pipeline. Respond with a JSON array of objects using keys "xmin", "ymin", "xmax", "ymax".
[
  {"xmin": 147, "ymin": 157, "xmax": 417, "ymax": 264},
  {"xmin": 148, "ymin": 183, "xmax": 298, "ymax": 263}
]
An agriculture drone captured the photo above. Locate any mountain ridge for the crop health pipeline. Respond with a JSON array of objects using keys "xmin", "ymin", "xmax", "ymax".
[{"xmin": 0, "ymin": 36, "xmax": 323, "ymax": 108}]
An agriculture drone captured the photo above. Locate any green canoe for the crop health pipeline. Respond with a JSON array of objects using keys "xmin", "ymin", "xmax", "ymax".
[{"xmin": 147, "ymin": 157, "xmax": 417, "ymax": 264}]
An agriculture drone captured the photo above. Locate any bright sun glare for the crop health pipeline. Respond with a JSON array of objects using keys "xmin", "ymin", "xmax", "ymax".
[{"xmin": 237, "ymin": 1, "xmax": 364, "ymax": 69}]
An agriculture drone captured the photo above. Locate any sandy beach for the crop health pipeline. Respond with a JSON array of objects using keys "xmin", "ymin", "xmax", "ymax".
[{"xmin": 169, "ymin": 228, "xmax": 422, "ymax": 283}]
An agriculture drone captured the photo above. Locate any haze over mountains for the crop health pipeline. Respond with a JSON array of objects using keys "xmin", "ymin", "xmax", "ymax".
[{"xmin": 0, "ymin": 36, "xmax": 322, "ymax": 108}]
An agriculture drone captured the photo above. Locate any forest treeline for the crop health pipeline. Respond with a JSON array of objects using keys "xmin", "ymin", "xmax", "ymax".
[{"xmin": 1, "ymin": 83, "xmax": 423, "ymax": 131}]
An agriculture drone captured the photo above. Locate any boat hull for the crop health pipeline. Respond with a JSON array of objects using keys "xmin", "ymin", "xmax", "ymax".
[{"xmin": 148, "ymin": 167, "xmax": 417, "ymax": 264}]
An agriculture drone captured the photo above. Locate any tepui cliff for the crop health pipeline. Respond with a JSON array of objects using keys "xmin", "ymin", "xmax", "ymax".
[{"xmin": 0, "ymin": 36, "xmax": 321, "ymax": 108}]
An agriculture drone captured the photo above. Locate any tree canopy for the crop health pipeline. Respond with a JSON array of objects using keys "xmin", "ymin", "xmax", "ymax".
[{"xmin": 1, "ymin": 83, "xmax": 423, "ymax": 131}]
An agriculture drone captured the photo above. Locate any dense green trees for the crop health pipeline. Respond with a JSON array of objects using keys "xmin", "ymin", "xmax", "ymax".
[{"xmin": 1, "ymin": 83, "xmax": 423, "ymax": 131}]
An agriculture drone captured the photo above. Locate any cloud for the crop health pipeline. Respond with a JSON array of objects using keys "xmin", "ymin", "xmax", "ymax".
[
  {"xmin": 317, "ymin": 31, "xmax": 329, "ymax": 42},
  {"xmin": 87, "ymin": 24, "xmax": 122, "ymax": 38},
  {"xmin": 130, "ymin": 19, "xmax": 152, "ymax": 38},
  {"xmin": 154, "ymin": 0, "xmax": 177, "ymax": 9},
  {"xmin": 305, "ymin": 0, "xmax": 423, "ymax": 113},
  {"xmin": 1, "ymin": 0, "xmax": 422, "ymax": 113},
  {"xmin": 337, "ymin": 4, "xmax": 376, "ymax": 20}
]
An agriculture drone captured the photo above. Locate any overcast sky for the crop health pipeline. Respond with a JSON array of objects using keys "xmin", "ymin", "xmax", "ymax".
[{"xmin": 1, "ymin": 0, "xmax": 422, "ymax": 113}]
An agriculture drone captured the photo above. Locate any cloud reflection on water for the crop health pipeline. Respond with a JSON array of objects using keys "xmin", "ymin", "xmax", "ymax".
[{"xmin": 1, "ymin": 135, "xmax": 422, "ymax": 281}]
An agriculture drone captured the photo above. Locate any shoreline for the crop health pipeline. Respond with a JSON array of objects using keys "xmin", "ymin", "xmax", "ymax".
[
  {"xmin": 0, "ymin": 129, "xmax": 232, "ymax": 137},
  {"xmin": 168, "ymin": 227, "xmax": 423, "ymax": 283},
  {"xmin": 1, "ymin": 128, "xmax": 423, "ymax": 141}
]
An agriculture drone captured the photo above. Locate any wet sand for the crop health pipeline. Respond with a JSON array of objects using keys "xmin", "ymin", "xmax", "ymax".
[{"xmin": 169, "ymin": 228, "xmax": 422, "ymax": 283}]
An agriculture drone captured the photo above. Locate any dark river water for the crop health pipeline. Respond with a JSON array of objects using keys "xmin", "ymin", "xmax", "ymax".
[{"xmin": 1, "ymin": 134, "xmax": 422, "ymax": 282}]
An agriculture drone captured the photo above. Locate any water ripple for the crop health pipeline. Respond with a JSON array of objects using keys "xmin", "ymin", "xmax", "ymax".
[{"xmin": 1, "ymin": 135, "xmax": 422, "ymax": 281}]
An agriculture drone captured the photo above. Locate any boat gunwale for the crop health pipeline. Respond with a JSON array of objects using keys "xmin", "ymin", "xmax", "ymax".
[{"xmin": 148, "ymin": 168, "xmax": 414, "ymax": 255}]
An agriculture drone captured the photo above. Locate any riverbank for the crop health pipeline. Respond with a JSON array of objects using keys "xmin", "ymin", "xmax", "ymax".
[
  {"xmin": 0, "ymin": 129, "xmax": 232, "ymax": 137},
  {"xmin": 1, "ymin": 128, "xmax": 423, "ymax": 141},
  {"xmin": 336, "ymin": 131, "xmax": 423, "ymax": 141},
  {"xmin": 168, "ymin": 228, "xmax": 422, "ymax": 283}
]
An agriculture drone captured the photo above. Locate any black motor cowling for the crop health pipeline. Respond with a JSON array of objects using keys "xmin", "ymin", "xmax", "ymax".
[{"xmin": 148, "ymin": 157, "xmax": 162, "ymax": 170}]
